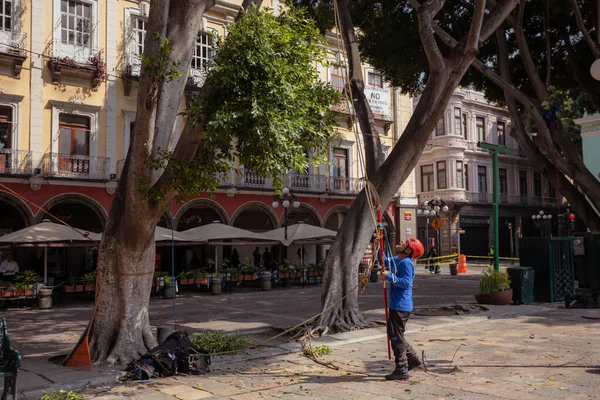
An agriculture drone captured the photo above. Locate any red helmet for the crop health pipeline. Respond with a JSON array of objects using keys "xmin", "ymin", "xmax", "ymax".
[{"xmin": 406, "ymin": 238, "xmax": 424, "ymax": 260}]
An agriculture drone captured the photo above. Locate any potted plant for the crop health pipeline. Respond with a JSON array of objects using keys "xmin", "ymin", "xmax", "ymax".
[
  {"xmin": 178, "ymin": 271, "xmax": 193, "ymax": 286},
  {"xmin": 475, "ymin": 267, "xmax": 513, "ymax": 305},
  {"xmin": 14, "ymin": 270, "xmax": 40, "ymax": 296},
  {"xmin": 64, "ymin": 277, "xmax": 78, "ymax": 293},
  {"xmin": 81, "ymin": 271, "xmax": 97, "ymax": 292}
]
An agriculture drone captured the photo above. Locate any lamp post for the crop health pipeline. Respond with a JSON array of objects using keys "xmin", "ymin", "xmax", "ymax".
[
  {"xmin": 531, "ymin": 210, "xmax": 553, "ymax": 238},
  {"xmin": 272, "ymin": 187, "xmax": 300, "ymax": 240},
  {"xmin": 416, "ymin": 196, "xmax": 449, "ymax": 254}
]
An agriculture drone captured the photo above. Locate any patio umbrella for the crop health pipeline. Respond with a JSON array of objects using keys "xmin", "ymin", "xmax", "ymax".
[
  {"xmin": 261, "ymin": 223, "xmax": 338, "ymax": 247},
  {"xmin": 183, "ymin": 221, "xmax": 269, "ymax": 271},
  {"xmin": 0, "ymin": 221, "xmax": 102, "ymax": 284},
  {"xmin": 154, "ymin": 226, "xmax": 197, "ymax": 243}
]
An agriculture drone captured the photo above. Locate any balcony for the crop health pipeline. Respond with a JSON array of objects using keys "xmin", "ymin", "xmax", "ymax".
[
  {"xmin": 466, "ymin": 191, "xmax": 492, "ymax": 204},
  {"xmin": 428, "ymin": 135, "xmax": 468, "ymax": 150},
  {"xmin": 0, "ymin": 149, "xmax": 32, "ymax": 175},
  {"xmin": 0, "ymin": 31, "xmax": 27, "ymax": 79},
  {"xmin": 48, "ymin": 40, "xmax": 104, "ymax": 89},
  {"xmin": 285, "ymin": 173, "xmax": 326, "ymax": 193},
  {"xmin": 238, "ymin": 169, "xmax": 274, "ymax": 190},
  {"xmin": 41, "ymin": 153, "xmax": 111, "ymax": 180},
  {"xmin": 328, "ymin": 176, "xmax": 364, "ymax": 195}
]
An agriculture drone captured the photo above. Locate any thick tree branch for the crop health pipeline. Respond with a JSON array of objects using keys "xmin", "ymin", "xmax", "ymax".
[
  {"xmin": 544, "ymin": 0, "xmax": 552, "ymax": 88},
  {"xmin": 236, "ymin": 0, "xmax": 263, "ymax": 21},
  {"xmin": 496, "ymin": 29, "xmax": 600, "ymax": 229},
  {"xmin": 335, "ymin": 0, "xmax": 384, "ymax": 176},
  {"xmin": 569, "ymin": 0, "xmax": 600, "ymax": 58},
  {"xmin": 409, "ymin": 0, "xmax": 447, "ymax": 72},
  {"xmin": 563, "ymin": 30, "xmax": 600, "ymax": 112}
]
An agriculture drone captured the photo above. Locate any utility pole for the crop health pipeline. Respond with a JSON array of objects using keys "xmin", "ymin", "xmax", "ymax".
[{"xmin": 477, "ymin": 142, "xmax": 513, "ymax": 271}]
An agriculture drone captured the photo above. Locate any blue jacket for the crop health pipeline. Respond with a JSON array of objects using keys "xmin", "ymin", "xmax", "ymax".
[{"xmin": 384, "ymin": 255, "xmax": 415, "ymax": 312}]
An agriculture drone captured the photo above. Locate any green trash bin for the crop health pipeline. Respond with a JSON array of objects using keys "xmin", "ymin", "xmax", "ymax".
[{"xmin": 507, "ymin": 266, "xmax": 535, "ymax": 304}]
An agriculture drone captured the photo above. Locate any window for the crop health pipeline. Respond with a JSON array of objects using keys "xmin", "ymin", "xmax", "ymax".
[
  {"xmin": 133, "ymin": 17, "xmax": 146, "ymax": 55},
  {"xmin": 367, "ymin": 72, "xmax": 383, "ymax": 87},
  {"xmin": 519, "ymin": 170, "xmax": 527, "ymax": 196},
  {"xmin": 497, "ymin": 121, "xmax": 506, "ymax": 146},
  {"xmin": 533, "ymin": 172, "xmax": 542, "ymax": 197},
  {"xmin": 548, "ymin": 179, "xmax": 555, "ymax": 198},
  {"xmin": 437, "ymin": 161, "xmax": 447, "ymax": 189},
  {"xmin": 332, "ymin": 148, "xmax": 348, "ymax": 178},
  {"xmin": 456, "ymin": 161, "xmax": 464, "ymax": 189},
  {"xmin": 192, "ymin": 32, "xmax": 215, "ymax": 71},
  {"xmin": 476, "ymin": 117, "xmax": 485, "ymax": 142},
  {"xmin": 59, "ymin": 114, "xmax": 90, "ymax": 156},
  {"xmin": 465, "ymin": 163, "xmax": 469, "ymax": 191},
  {"xmin": 436, "ymin": 117, "xmax": 445, "ymax": 136},
  {"xmin": 478, "ymin": 166, "xmax": 487, "ymax": 193},
  {"xmin": 330, "ymin": 63, "xmax": 347, "ymax": 93},
  {"xmin": 454, "ymin": 108, "xmax": 461, "ymax": 136},
  {"xmin": 499, "ymin": 168, "xmax": 507, "ymax": 193},
  {"xmin": 0, "ymin": 106, "xmax": 12, "ymax": 149},
  {"xmin": 0, "ymin": 0, "xmax": 11, "ymax": 31},
  {"xmin": 421, "ymin": 164, "xmax": 434, "ymax": 192},
  {"xmin": 60, "ymin": 0, "xmax": 92, "ymax": 47},
  {"xmin": 462, "ymin": 114, "xmax": 468, "ymax": 139}
]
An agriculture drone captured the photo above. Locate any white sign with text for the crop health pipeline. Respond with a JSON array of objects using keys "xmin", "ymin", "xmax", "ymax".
[{"xmin": 364, "ymin": 85, "xmax": 390, "ymax": 118}]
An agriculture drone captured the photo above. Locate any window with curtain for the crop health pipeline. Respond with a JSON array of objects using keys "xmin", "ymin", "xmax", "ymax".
[
  {"xmin": 437, "ymin": 161, "xmax": 447, "ymax": 189},
  {"xmin": 497, "ymin": 121, "xmax": 506, "ymax": 146},
  {"xmin": 0, "ymin": 106, "xmax": 12, "ymax": 150},
  {"xmin": 478, "ymin": 166, "xmax": 487, "ymax": 193},
  {"xmin": 59, "ymin": 114, "xmax": 90, "ymax": 156},
  {"xmin": 476, "ymin": 117, "xmax": 485, "ymax": 142}
]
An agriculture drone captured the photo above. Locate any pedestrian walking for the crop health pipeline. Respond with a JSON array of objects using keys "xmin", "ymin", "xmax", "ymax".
[
  {"xmin": 262, "ymin": 247, "xmax": 274, "ymax": 271},
  {"xmin": 381, "ymin": 238, "xmax": 425, "ymax": 380},
  {"xmin": 426, "ymin": 246, "xmax": 438, "ymax": 274}
]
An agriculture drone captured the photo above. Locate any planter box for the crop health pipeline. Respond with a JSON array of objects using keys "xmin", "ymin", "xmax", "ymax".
[
  {"xmin": 14, "ymin": 289, "xmax": 33, "ymax": 296},
  {"xmin": 84, "ymin": 284, "xmax": 96, "ymax": 292},
  {"xmin": 308, "ymin": 271, "xmax": 318, "ymax": 277},
  {"xmin": 1, "ymin": 290, "xmax": 12, "ymax": 297},
  {"xmin": 475, "ymin": 289, "xmax": 513, "ymax": 305},
  {"xmin": 243, "ymin": 275, "xmax": 255, "ymax": 281},
  {"xmin": 75, "ymin": 285, "xmax": 84, "ymax": 292},
  {"xmin": 64, "ymin": 286, "xmax": 76, "ymax": 293},
  {"xmin": 195, "ymin": 278, "xmax": 209, "ymax": 285},
  {"xmin": 180, "ymin": 279, "xmax": 192, "ymax": 285},
  {"xmin": 279, "ymin": 273, "xmax": 290, "ymax": 279}
]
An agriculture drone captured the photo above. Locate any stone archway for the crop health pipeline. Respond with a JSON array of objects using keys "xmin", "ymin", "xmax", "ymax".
[
  {"xmin": 175, "ymin": 199, "xmax": 229, "ymax": 231},
  {"xmin": 323, "ymin": 205, "xmax": 350, "ymax": 231},
  {"xmin": 0, "ymin": 191, "xmax": 34, "ymax": 234},
  {"xmin": 281, "ymin": 204, "xmax": 322, "ymax": 227},
  {"xmin": 38, "ymin": 194, "xmax": 107, "ymax": 232},
  {"xmin": 231, "ymin": 202, "xmax": 278, "ymax": 232}
]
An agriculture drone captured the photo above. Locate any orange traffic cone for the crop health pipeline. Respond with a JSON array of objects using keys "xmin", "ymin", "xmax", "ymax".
[
  {"xmin": 457, "ymin": 254, "xmax": 468, "ymax": 273},
  {"xmin": 65, "ymin": 336, "xmax": 92, "ymax": 371}
]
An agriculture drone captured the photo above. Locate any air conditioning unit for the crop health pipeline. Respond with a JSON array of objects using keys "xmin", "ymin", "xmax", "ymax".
[{"xmin": 140, "ymin": 1, "xmax": 150, "ymax": 17}]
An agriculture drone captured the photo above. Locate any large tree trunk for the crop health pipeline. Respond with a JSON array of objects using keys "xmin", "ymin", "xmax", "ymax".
[
  {"xmin": 67, "ymin": 0, "xmax": 216, "ymax": 365},
  {"xmin": 316, "ymin": 0, "xmax": 517, "ymax": 333}
]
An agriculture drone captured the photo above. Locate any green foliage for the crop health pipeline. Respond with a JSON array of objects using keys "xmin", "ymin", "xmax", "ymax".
[
  {"xmin": 154, "ymin": 271, "xmax": 168, "ymax": 279},
  {"xmin": 81, "ymin": 271, "xmax": 97, "ymax": 285},
  {"xmin": 192, "ymin": 332, "xmax": 251, "ymax": 354},
  {"xmin": 479, "ymin": 267, "xmax": 511, "ymax": 295},
  {"xmin": 142, "ymin": 33, "xmax": 182, "ymax": 83},
  {"xmin": 198, "ymin": 6, "xmax": 339, "ymax": 189},
  {"xmin": 303, "ymin": 344, "xmax": 332, "ymax": 357},
  {"xmin": 40, "ymin": 390, "xmax": 84, "ymax": 400},
  {"xmin": 15, "ymin": 270, "xmax": 41, "ymax": 286}
]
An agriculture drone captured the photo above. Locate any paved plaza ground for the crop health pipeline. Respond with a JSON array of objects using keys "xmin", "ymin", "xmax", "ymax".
[{"xmin": 2, "ymin": 266, "xmax": 599, "ymax": 399}]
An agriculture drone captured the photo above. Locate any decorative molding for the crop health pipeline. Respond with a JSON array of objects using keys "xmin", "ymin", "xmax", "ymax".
[
  {"xmin": 105, "ymin": 181, "xmax": 118, "ymax": 195},
  {"xmin": 226, "ymin": 188, "xmax": 238, "ymax": 197},
  {"xmin": 29, "ymin": 177, "xmax": 44, "ymax": 192},
  {"xmin": 69, "ymin": 93, "xmax": 85, "ymax": 105}
]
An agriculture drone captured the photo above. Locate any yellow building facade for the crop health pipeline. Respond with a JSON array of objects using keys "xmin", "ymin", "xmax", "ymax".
[{"xmin": 0, "ymin": 0, "xmax": 417, "ymax": 274}]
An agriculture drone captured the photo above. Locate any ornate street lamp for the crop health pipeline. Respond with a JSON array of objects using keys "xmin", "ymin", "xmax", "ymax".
[
  {"xmin": 531, "ymin": 210, "xmax": 553, "ymax": 238},
  {"xmin": 272, "ymin": 187, "xmax": 300, "ymax": 240},
  {"xmin": 416, "ymin": 196, "xmax": 449, "ymax": 252}
]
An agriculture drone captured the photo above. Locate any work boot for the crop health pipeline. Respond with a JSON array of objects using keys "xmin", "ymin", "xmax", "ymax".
[
  {"xmin": 434, "ymin": 266, "xmax": 441, "ymax": 274},
  {"xmin": 408, "ymin": 358, "xmax": 423, "ymax": 371},
  {"xmin": 385, "ymin": 365, "xmax": 409, "ymax": 381}
]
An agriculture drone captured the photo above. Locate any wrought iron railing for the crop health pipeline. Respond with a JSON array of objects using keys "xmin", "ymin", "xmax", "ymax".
[
  {"xmin": 0, "ymin": 149, "xmax": 32, "ymax": 175},
  {"xmin": 328, "ymin": 176, "xmax": 364, "ymax": 194},
  {"xmin": 285, "ymin": 173, "xmax": 327, "ymax": 193},
  {"xmin": 50, "ymin": 39, "xmax": 100, "ymax": 65},
  {"xmin": 238, "ymin": 169, "xmax": 273, "ymax": 189},
  {"xmin": 41, "ymin": 153, "xmax": 111, "ymax": 180}
]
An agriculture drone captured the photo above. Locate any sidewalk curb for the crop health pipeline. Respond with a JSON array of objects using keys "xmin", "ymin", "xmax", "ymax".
[{"xmin": 21, "ymin": 375, "xmax": 121, "ymax": 400}]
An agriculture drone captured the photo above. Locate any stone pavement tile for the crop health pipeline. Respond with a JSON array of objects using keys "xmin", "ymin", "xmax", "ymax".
[{"xmin": 158, "ymin": 384, "xmax": 214, "ymax": 400}]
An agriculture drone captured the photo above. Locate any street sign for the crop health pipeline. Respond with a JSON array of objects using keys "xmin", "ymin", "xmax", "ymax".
[{"xmin": 431, "ymin": 217, "xmax": 442, "ymax": 231}]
